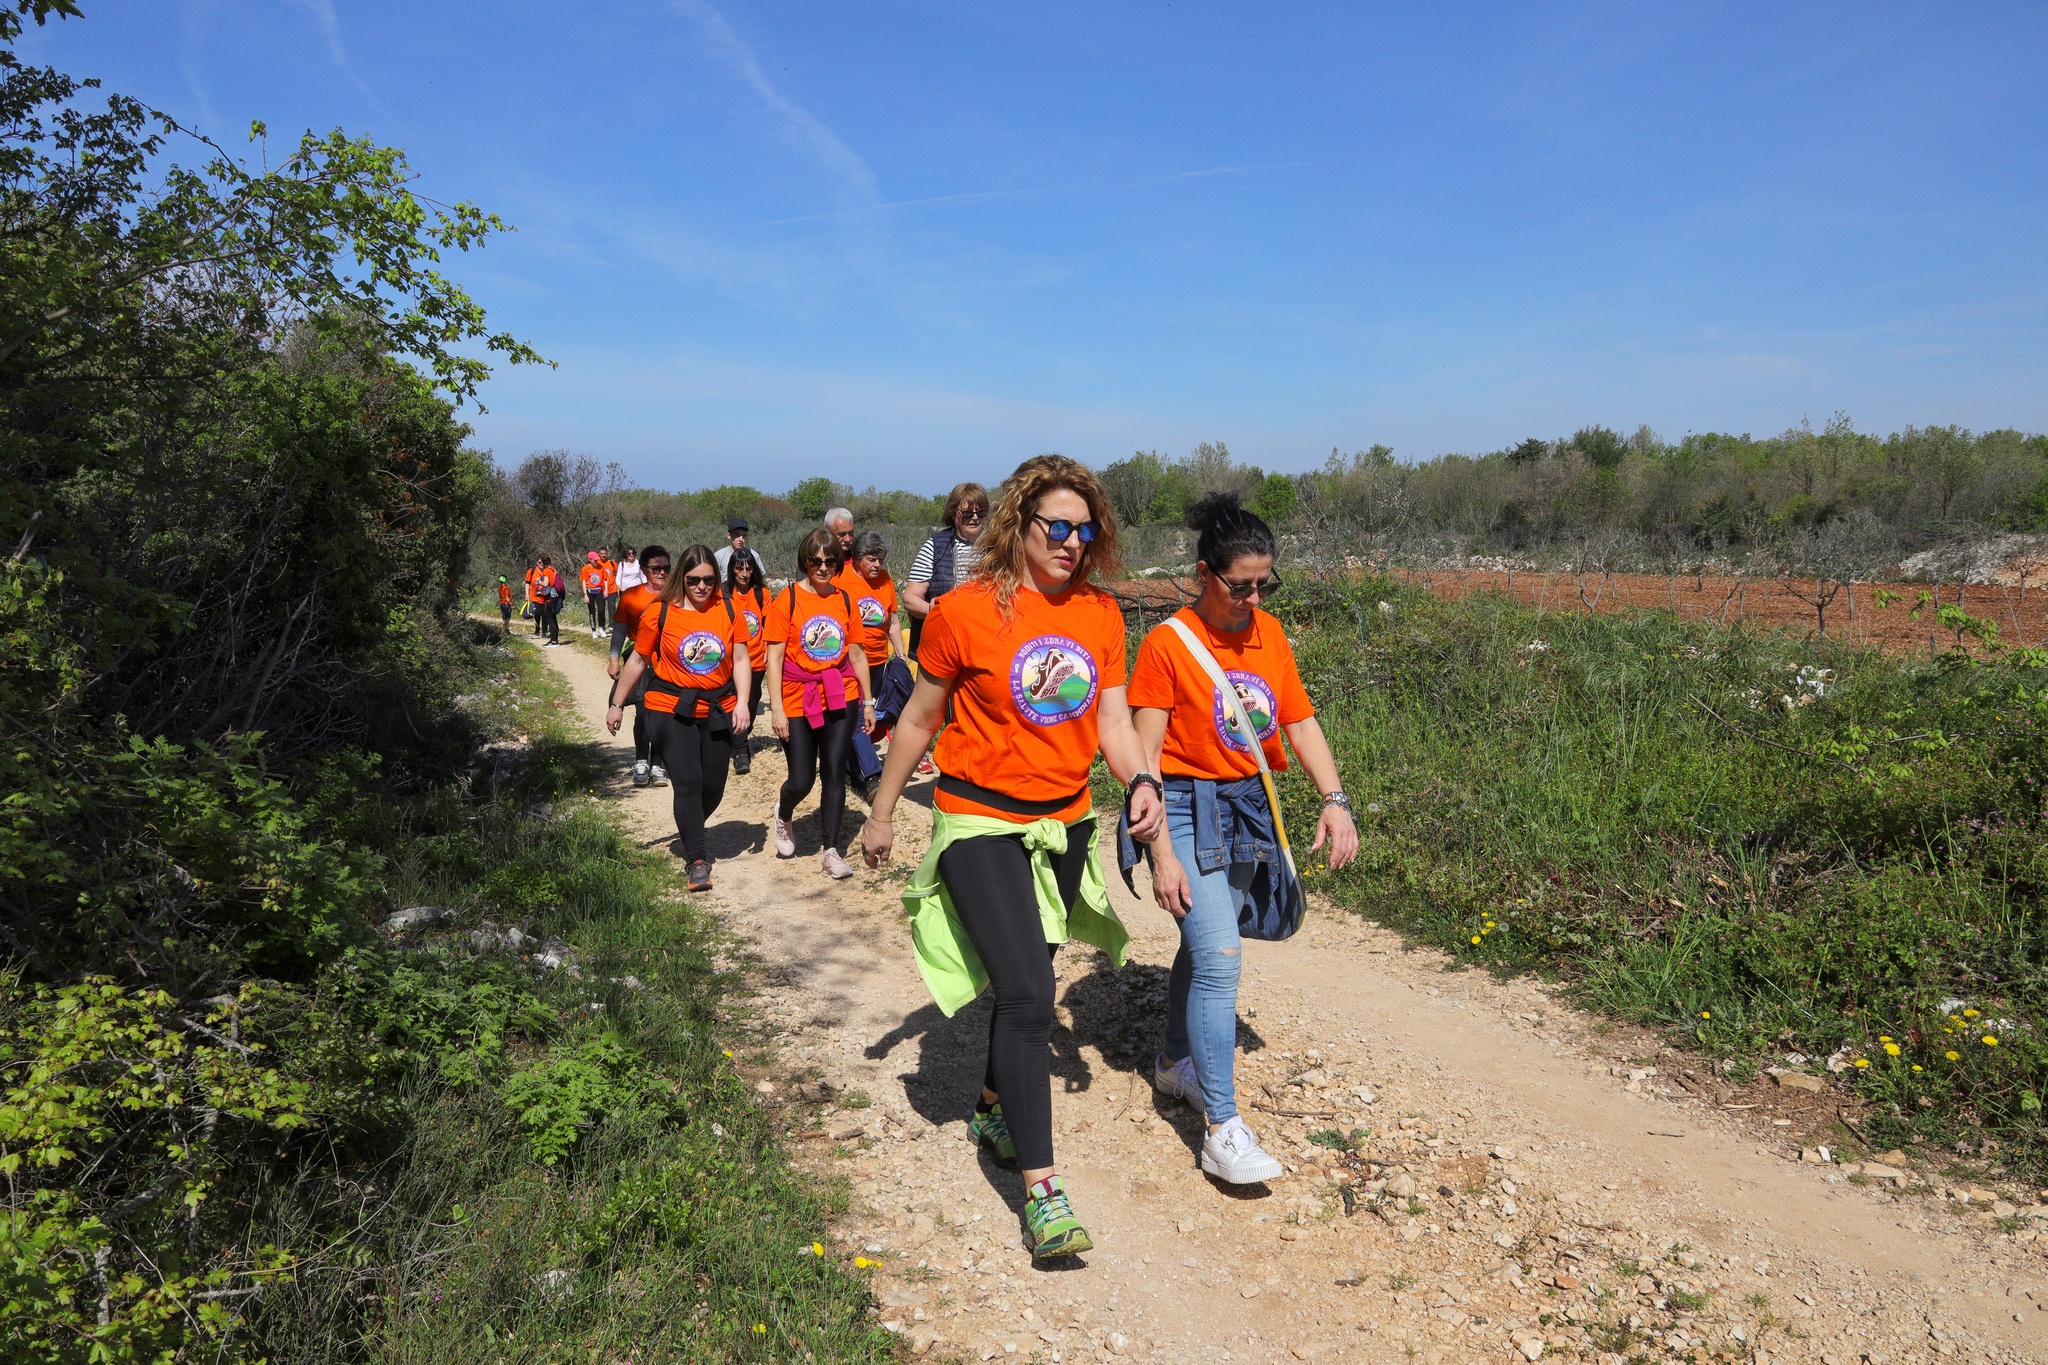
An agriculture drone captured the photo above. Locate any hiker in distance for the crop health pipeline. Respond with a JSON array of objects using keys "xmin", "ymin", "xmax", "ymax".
[
  {"xmin": 608, "ymin": 546, "xmax": 672, "ymax": 787},
  {"xmin": 1126, "ymin": 492, "xmax": 1358, "ymax": 1184},
  {"xmin": 723, "ymin": 543, "xmax": 770, "ymax": 774},
  {"xmin": 860, "ymin": 455, "xmax": 1164, "ymax": 1260},
  {"xmin": 766, "ymin": 528, "xmax": 875, "ymax": 881},
  {"xmin": 607, "ymin": 545, "xmax": 751, "ymax": 892}
]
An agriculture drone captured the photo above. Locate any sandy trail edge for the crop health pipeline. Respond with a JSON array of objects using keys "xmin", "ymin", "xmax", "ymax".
[{"xmin": 514, "ymin": 628, "xmax": 2045, "ymax": 1364}]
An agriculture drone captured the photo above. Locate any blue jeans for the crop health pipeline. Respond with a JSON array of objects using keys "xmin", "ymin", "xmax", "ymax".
[{"xmin": 1160, "ymin": 784, "xmax": 1254, "ymax": 1123}]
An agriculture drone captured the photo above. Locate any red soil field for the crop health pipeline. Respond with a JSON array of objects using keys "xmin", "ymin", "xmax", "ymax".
[{"xmin": 1109, "ymin": 567, "xmax": 2048, "ymax": 657}]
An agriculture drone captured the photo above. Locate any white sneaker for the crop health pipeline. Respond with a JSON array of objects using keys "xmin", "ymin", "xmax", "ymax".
[
  {"xmin": 821, "ymin": 847, "xmax": 854, "ymax": 880},
  {"xmin": 1153, "ymin": 1053, "xmax": 1202, "ymax": 1109},
  {"xmin": 1200, "ymin": 1116, "xmax": 1284, "ymax": 1185},
  {"xmin": 632, "ymin": 760, "xmax": 651, "ymax": 787},
  {"xmin": 649, "ymin": 764, "xmax": 668, "ymax": 787},
  {"xmin": 772, "ymin": 812, "xmax": 796, "ymax": 858}
]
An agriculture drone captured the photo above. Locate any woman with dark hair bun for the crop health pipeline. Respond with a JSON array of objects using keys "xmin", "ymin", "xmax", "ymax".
[
  {"xmin": 724, "ymin": 546, "xmax": 770, "ymax": 773},
  {"xmin": 1126, "ymin": 491, "xmax": 1358, "ymax": 1185}
]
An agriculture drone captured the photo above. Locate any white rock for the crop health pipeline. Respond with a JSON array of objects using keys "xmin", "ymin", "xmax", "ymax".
[{"xmin": 1517, "ymin": 1336, "xmax": 1545, "ymax": 1361}]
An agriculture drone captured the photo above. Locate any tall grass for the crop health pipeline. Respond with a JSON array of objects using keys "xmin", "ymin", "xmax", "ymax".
[
  {"xmin": 1241, "ymin": 575, "xmax": 2048, "ymax": 1170},
  {"xmin": 241, "ymin": 643, "xmax": 891, "ymax": 1363}
]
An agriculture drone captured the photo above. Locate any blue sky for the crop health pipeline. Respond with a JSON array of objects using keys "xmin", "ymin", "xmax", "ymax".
[{"xmin": 27, "ymin": 2, "xmax": 2048, "ymax": 492}]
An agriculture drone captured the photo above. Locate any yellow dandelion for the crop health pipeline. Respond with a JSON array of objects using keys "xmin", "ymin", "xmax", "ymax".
[
  {"xmin": 1912, "ymin": 1065, "xmax": 1923, "ymax": 1072},
  {"xmin": 1945, "ymin": 1050, "xmax": 1961, "ymax": 1061},
  {"xmin": 1854, "ymin": 1058, "xmax": 1871, "ymax": 1068},
  {"xmin": 1878, "ymin": 1035, "xmax": 1892, "ymax": 1043},
  {"xmin": 1700, "ymin": 1011, "xmax": 1711, "ymax": 1020},
  {"xmin": 1883, "ymin": 1042, "xmax": 1901, "ymax": 1056},
  {"xmin": 723, "ymin": 1049, "xmax": 733, "ymax": 1058},
  {"xmin": 1983, "ymin": 1035, "xmax": 1999, "ymax": 1047},
  {"xmin": 854, "ymin": 1256, "xmax": 872, "ymax": 1268},
  {"xmin": 1471, "ymin": 935, "xmax": 1482, "ymax": 945},
  {"xmin": 1964, "ymin": 1008, "xmax": 1980, "ymax": 1018},
  {"xmin": 810, "ymin": 1242, "xmax": 823, "ymax": 1256},
  {"xmin": 753, "ymin": 1323, "xmax": 767, "ymax": 1335}
]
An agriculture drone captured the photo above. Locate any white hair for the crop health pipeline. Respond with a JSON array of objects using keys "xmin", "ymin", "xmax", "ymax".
[{"xmin": 824, "ymin": 507, "xmax": 854, "ymax": 527}]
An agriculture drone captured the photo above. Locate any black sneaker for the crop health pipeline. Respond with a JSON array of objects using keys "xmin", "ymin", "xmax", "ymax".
[
  {"xmin": 731, "ymin": 738, "xmax": 751, "ymax": 775},
  {"xmin": 686, "ymin": 858, "xmax": 712, "ymax": 891}
]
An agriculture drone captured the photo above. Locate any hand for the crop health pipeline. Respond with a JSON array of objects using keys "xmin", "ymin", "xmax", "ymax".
[
  {"xmin": 732, "ymin": 705, "xmax": 751, "ymax": 734},
  {"xmin": 605, "ymin": 704, "xmax": 624, "ymax": 735},
  {"xmin": 1310, "ymin": 803, "xmax": 1359, "ymax": 871},
  {"xmin": 771, "ymin": 710, "xmax": 790, "ymax": 741},
  {"xmin": 860, "ymin": 814, "xmax": 894, "ymax": 867},
  {"xmin": 1125, "ymin": 783, "xmax": 1164, "ymax": 843},
  {"xmin": 607, "ymin": 657, "xmax": 621, "ymax": 680},
  {"xmin": 1150, "ymin": 851, "xmax": 1191, "ymax": 919}
]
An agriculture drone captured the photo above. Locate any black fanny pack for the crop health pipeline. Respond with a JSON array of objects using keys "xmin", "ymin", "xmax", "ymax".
[
  {"xmin": 936, "ymin": 773, "xmax": 1088, "ymax": 818},
  {"xmin": 646, "ymin": 675, "xmax": 737, "ymax": 731}
]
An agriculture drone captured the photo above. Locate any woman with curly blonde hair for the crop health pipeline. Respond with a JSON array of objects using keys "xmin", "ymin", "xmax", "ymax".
[{"xmin": 861, "ymin": 455, "xmax": 1163, "ymax": 1259}]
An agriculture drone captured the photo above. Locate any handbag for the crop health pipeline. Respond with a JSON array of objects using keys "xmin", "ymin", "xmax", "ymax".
[{"xmin": 1163, "ymin": 617, "xmax": 1306, "ymax": 941}]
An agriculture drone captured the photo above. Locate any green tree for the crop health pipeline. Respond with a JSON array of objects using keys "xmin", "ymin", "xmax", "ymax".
[
  {"xmin": 787, "ymin": 476, "xmax": 838, "ymax": 521},
  {"xmin": 1251, "ymin": 471, "xmax": 1298, "ymax": 525}
]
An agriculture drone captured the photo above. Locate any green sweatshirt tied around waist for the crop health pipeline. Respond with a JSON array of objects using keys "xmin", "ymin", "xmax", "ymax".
[{"xmin": 905, "ymin": 808, "xmax": 1129, "ymax": 1016}]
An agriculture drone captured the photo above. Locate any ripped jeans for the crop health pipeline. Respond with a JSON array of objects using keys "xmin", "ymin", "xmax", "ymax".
[{"xmin": 1160, "ymin": 783, "xmax": 1256, "ymax": 1123}]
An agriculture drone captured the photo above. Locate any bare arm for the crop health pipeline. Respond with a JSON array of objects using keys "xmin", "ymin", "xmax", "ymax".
[
  {"xmin": 1129, "ymin": 704, "xmax": 1190, "ymax": 915},
  {"xmin": 1095, "ymin": 686, "xmax": 1162, "ymax": 842},
  {"xmin": 731, "ymin": 643, "xmax": 752, "ymax": 733},
  {"xmin": 852, "ymin": 650, "xmax": 875, "ymax": 725},
  {"xmin": 858, "ymin": 674, "xmax": 950, "ymax": 865},
  {"xmin": 902, "ymin": 579, "xmax": 931, "ymax": 619},
  {"xmin": 766, "ymin": 643, "xmax": 789, "ymax": 740},
  {"xmin": 606, "ymin": 652, "xmax": 648, "ymax": 734},
  {"xmin": 887, "ymin": 611, "xmax": 907, "ymax": 662},
  {"xmin": 1282, "ymin": 715, "xmax": 1357, "ymax": 869}
]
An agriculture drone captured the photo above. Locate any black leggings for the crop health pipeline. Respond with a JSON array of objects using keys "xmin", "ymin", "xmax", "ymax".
[
  {"xmin": 777, "ymin": 707, "xmax": 854, "ymax": 850},
  {"xmin": 937, "ymin": 820, "xmax": 1095, "ymax": 1172},
  {"xmin": 646, "ymin": 710, "xmax": 732, "ymax": 861}
]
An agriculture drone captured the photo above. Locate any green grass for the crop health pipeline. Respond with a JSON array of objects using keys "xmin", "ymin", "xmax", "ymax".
[
  {"xmin": 1131, "ymin": 574, "xmax": 2048, "ymax": 1173},
  {"xmin": 242, "ymin": 635, "xmax": 892, "ymax": 1363}
]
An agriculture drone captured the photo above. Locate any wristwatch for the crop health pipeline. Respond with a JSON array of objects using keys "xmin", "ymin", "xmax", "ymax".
[{"xmin": 1322, "ymin": 790, "xmax": 1352, "ymax": 810}]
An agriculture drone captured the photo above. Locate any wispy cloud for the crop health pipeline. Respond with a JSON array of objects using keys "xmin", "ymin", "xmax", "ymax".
[
  {"xmin": 179, "ymin": 0, "xmax": 221, "ymax": 136},
  {"xmin": 670, "ymin": 0, "xmax": 879, "ymax": 210},
  {"xmin": 1160, "ymin": 161, "xmax": 1307, "ymax": 182},
  {"xmin": 286, "ymin": 0, "xmax": 397, "ymax": 126}
]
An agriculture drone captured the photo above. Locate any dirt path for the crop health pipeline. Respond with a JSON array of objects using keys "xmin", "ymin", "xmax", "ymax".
[{"xmin": 518, "ymin": 630, "xmax": 2047, "ymax": 1365}]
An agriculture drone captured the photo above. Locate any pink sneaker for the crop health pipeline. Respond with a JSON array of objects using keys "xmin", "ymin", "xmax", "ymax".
[
  {"xmin": 772, "ymin": 812, "xmax": 796, "ymax": 858},
  {"xmin": 821, "ymin": 847, "xmax": 854, "ymax": 880},
  {"xmin": 915, "ymin": 753, "xmax": 937, "ymax": 778}
]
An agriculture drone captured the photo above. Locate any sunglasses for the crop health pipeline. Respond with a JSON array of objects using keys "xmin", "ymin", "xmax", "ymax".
[
  {"xmin": 1214, "ymin": 569, "xmax": 1283, "ymax": 601},
  {"xmin": 1030, "ymin": 513, "xmax": 1096, "ymax": 545},
  {"xmin": 683, "ymin": 573, "xmax": 718, "ymax": 586},
  {"xmin": 804, "ymin": 555, "xmax": 837, "ymax": 568},
  {"xmin": 957, "ymin": 507, "xmax": 987, "ymax": 523},
  {"xmin": 644, "ymin": 563, "xmax": 672, "ymax": 575}
]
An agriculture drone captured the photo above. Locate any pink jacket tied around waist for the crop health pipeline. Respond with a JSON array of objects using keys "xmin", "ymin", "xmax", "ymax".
[{"xmin": 785, "ymin": 654, "xmax": 857, "ymax": 727}]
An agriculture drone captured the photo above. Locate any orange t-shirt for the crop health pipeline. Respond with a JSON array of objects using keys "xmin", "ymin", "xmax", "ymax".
[
  {"xmin": 600, "ymin": 558, "xmax": 619, "ymax": 594},
  {"xmin": 580, "ymin": 563, "xmax": 604, "ymax": 594},
  {"xmin": 613, "ymin": 583, "xmax": 660, "ymax": 649},
  {"xmin": 525, "ymin": 567, "xmax": 543, "ymax": 603},
  {"xmin": 919, "ymin": 579, "xmax": 1129, "ymax": 825},
  {"xmin": 766, "ymin": 583, "xmax": 859, "ymax": 718},
  {"xmin": 497, "ymin": 582, "xmax": 513, "ymax": 606},
  {"xmin": 1127, "ymin": 607, "xmax": 1314, "ymax": 780},
  {"xmin": 728, "ymin": 586, "xmax": 769, "ymax": 655},
  {"xmin": 633, "ymin": 596, "xmax": 742, "ymax": 717},
  {"xmin": 836, "ymin": 565, "xmax": 898, "ymax": 666}
]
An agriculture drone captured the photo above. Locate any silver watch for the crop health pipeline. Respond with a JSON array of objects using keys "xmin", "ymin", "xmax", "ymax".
[{"xmin": 1322, "ymin": 790, "xmax": 1352, "ymax": 810}]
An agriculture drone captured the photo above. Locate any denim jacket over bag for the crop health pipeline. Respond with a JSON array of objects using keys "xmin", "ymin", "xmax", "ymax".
[{"xmin": 1116, "ymin": 775, "xmax": 1302, "ymax": 941}]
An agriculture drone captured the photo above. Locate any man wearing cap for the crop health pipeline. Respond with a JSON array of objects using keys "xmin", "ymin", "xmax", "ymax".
[{"xmin": 714, "ymin": 518, "xmax": 768, "ymax": 581}]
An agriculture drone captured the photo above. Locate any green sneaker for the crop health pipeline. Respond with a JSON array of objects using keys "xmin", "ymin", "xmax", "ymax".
[
  {"xmin": 1023, "ymin": 1175, "xmax": 1093, "ymax": 1259},
  {"xmin": 968, "ymin": 1104, "xmax": 1019, "ymax": 1170}
]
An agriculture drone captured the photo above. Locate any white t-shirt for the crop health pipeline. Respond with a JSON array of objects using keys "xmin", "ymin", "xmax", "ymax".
[
  {"xmin": 715, "ymin": 544, "xmax": 767, "ymax": 579},
  {"xmin": 616, "ymin": 559, "xmax": 647, "ymax": 590}
]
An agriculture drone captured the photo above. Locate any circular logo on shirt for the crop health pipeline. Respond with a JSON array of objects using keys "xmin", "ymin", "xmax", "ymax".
[
  {"xmin": 742, "ymin": 609, "xmax": 762, "ymax": 637},
  {"xmin": 1212, "ymin": 669, "xmax": 1278, "ymax": 753},
  {"xmin": 676, "ymin": 630, "xmax": 725, "ymax": 675},
  {"xmin": 1009, "ymin": 635, "xmax": 1099, "ymax": 726},
  {"xmin": 857, "ymin": 595, "xmax": 887, "ymax": 628},
  {"xmin": 799, "ymin": 614, "xmax": 845, "ymax": 662}
]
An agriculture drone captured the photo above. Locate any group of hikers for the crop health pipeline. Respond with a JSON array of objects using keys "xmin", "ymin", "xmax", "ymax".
[
  {"xmin": 496, "ymin": 547, "xmax": 643, "ymax": 644},
  {"xmin": 516, "ymin": 456, "xmax": 1360, "ymax": 1260}
]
